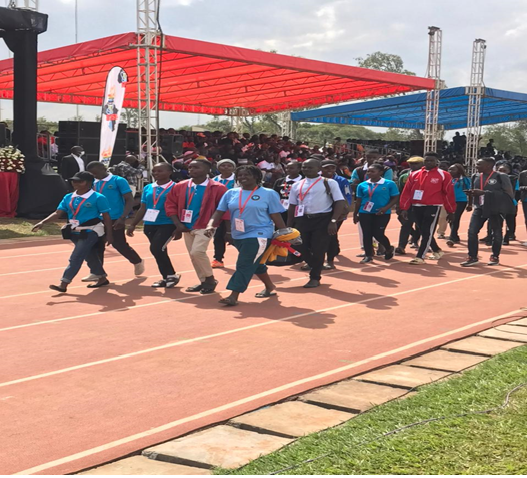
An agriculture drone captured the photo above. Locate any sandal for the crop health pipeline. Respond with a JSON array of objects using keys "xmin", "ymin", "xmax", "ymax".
[
  {"xmin": 200, "ymin": 280, "xmax": 218, "ymax": 295},
  {"xmin": 151, "ymin": 279, "xmax": 167, "ymax": 288},
  {"xmin": 219, "ymin": 297, "xmax": 238, "ymax": 306},
  {"xmin": 186, "ymin": 284, "xmax": 204, "ymax": 292},
  {"xmin": 255, "ymin": 289, "xmax": 277, "ymax": 298},
  {"xmin": 165, "ymin": 275, "xmax": 181, "ymax": 288},
  {"xmin": 49, "ymin": 284, "xmax": 67, "ymax": 293},
  {"xmin": 87, "ymin": 279, "xmax": 110, "ymax": 289}
]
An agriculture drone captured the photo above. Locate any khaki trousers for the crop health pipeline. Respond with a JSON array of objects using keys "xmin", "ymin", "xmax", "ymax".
[
  {"xmin": 184, "ymin": 229, "xmax": 213, "ymax": 282},
  {"xmin": 437, "ymin": 207, "xmax": 448, "ymax": 236}
]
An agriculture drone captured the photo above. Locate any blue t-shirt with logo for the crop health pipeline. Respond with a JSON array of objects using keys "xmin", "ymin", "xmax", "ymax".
[
  {"xmin": 57, "ymin": 191, "xmax": 110, "ymax": 224},
  {"xmin": 184, "ymin": 183, "xmax": 207, "ymax": 230},
  {"xmin": 141, "ymin": 182, "xmax": 175, "ymax": 225},
  {"xmin": 217, "ymin": 186, "xmax": 285, "ymax": 239},
  {"xmin": 93, "ymin": 174, "xmax": 132, "ymax": 220},
  {"xmin": 453, "ymin": 177, "xmax": 470, "ymax": 203},
  {"xmin": 356, "ymin": 179, "xmax": 399, "ymax": 214},
  {"xmin": 332, "ymin": 174, "xmax": 353, "ymax": 205}
]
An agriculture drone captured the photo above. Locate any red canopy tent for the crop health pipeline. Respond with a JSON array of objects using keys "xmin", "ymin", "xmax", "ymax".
[{"xmin": 0, "ymin": 32, "xmax": 435, "ymax": 115}]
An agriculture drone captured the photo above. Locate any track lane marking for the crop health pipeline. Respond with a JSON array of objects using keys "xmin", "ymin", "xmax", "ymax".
[
  {"xmin": 13, "ymin": 306, "xmax": 525, "ymax": 475},
  {"xmin": 2, "ymin": 262, "xmax": 525, "ymax": 388}
]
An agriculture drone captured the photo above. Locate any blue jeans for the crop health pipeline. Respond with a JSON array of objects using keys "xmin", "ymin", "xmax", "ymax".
[{"xmin": 61, "ymin": 232, "xmax": 106, "ymax": 284}]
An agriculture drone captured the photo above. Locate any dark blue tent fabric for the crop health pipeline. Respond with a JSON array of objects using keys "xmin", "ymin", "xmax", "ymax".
[{"xmin": 291, "ymin": 87, "xmax": 527, "ymax": 130}]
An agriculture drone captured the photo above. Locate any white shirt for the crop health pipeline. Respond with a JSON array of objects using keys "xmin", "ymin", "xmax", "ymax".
[
  {"xmin": 257, "ymin": 160, "xmax": 274, "ymax": 171},
  {"xmin": 151, "ymin": 181, "xmax": 174, "ymax": 189},
  {"xmin": 94, "ymin": 173, "xmax": 113, "ymax": 184},
  {"xmin": 72, "ymin": 154, "xmax": 85, "ymax": 172},
  {"xmin": 190, "ymin": 178, "xmax": 209, "ymax": 188},
  {"xmin": 289, "ymin": 177, "xmax": 344, "ymax": 214},
  {"xmin": 72, "ymin": 189, "xmax": 95, "ymax": 199}
]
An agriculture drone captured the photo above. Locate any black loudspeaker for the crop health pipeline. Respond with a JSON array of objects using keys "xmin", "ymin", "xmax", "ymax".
[
  {"xmin": 57, "ymin": 121, "xmax": 127, "ymax": 166},
  {"xmin": 0, "ymin": 124, "xmax": 7, "ymax": 147},
  {"xmin": 410, "ymin": 140, "xmax": 425, "ymax": 156}
]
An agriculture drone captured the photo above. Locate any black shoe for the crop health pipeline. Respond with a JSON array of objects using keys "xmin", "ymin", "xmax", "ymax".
[
  {"xmin": 356, "ymin": 253, "xmax": 367, "ymax": 258},
  {"xmin": 485, "ymin": 241, "xmax": 492, "ymax": 246},
  {"xmin": 395, "ymin": 247, "xmax": 406, "ymax": 255},
  {"xmin": 165, "ymin": 275, "xmax": 181, "ymax": 288},
  {"xmin": 488, "ymin": 255, "xmax": 500, "ymax": 266},
  {"xmin": 503, "ymin": 239, "xmax": 510, "ymax": 246},
  {"xmin": 303, "ymin": 279, "xmax": 320, "ymax": 288},
  {"xmin": 384, "ymin": 246, "xmax": 395, "ymax": 261},
  {"xmin": 360, "ymin": 256, "xmax": 373, "ymax": 264},
  {"xmin": 479, "ymin": 236, "xmax": 489, "ymax": 243},
  {"xmin": 461, "ymin": 257, "xmax": 479, "ymax": 267},
  {"xmin": 300, "ymin": 264, "xmax": 312, "ymax": 271},
  {"xmin": 446, "ymin": 240, "xmax": 455, "ymax": 247}
]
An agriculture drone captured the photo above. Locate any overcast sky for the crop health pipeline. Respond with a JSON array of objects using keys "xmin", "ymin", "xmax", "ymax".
[{"xmin": 1, "ymin": 0, "xmax": 526, "ymax": 130}]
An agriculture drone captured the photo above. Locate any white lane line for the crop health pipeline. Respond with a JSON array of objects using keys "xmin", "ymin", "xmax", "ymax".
[
  {"xmin": 2, "ymin": 263, "xmax": 525, "ymax": 388},
  {"xmin": 14, "ymin": 306, "xmax": 525, "ymax": 476},
  {"xmin": 0, "ymin": 246, "xmax": 366, "ymax": 329}
]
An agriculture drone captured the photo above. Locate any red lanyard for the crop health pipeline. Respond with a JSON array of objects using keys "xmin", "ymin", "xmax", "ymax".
[
  {"xmin": 480, "ymin": 171, "xmax": 495, "ymax": 189},
  {"xmin": 95, "ymin": 181, "xmax": 107, "ymax": 193},
  {"xmin": 298, "ymin": 177, "xmax": 322, "ymax": 202},
  {"xmin": 186, "ymin": 182, "xmax": 199, "ymax": 208},
  {"xmin": 238, "ymin": 186, "xmax": 259, "ymax": 216},
  {"xmin": 69, "ymin": 196, "xmax": 88, "ymax": 219},
  {"xmin": 368, "ymin": 182, "xmax": 380, "ymax": 200},
  {"xmin": 152, "ymin": 182, "xmax": 173, "ymax": 209}
]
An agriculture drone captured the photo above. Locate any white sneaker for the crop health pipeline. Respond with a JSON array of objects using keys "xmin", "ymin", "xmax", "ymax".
[
  {"xmin": 428, "ymin": 251, "xmax": 445, "ymax": 260},
  {"xmin": 409, "ymin": 257, "xmax": 425, "ymax": 265},
  {"xmin": 134, "ymin": 259, "xmax": 145, "ymax": 276},
  {"xmin": 81, "ymin": 274, "xmax": 101, "ymax": 282}
]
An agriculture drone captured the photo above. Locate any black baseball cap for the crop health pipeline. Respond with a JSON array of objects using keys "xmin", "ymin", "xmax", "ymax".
[{"xmin": 69, "ymin": 171, "xmax": 95, "ymax": 182}]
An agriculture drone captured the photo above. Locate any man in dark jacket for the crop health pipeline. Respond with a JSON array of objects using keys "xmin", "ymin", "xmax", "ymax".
[
  {"xmin": 60, "ymin": 146, "xmax": 88, "ymax": 182},
  {"xmin": 461, "ymin": 157, "xmax": 514, "ymax": 267}
]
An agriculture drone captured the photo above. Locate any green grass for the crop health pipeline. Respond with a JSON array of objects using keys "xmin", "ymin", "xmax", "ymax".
[
  {"xmin": 0, "ymin": 218, "xmax": 62, "ymax": 239},
  {"xmin": 219, "ymin": 346, "xmax": 527, "ymax": 475}
]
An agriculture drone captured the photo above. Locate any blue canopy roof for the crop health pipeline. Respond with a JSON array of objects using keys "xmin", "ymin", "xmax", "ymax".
[{"xmin": 291, "ymin": 87, "xmax": 527, "ymax": 130}]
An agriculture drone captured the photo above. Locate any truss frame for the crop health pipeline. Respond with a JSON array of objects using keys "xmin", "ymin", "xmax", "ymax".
[
  {"xmin": 424, "ymin": 26, "xmax": 442, "ymax": 154},
  {"xmin": 136, "ymin": 0, "xmax": 160, "ymax": 175},
  {"xmin": 465, "ymin": 39, "xmax": 487, "ymax": 173}
]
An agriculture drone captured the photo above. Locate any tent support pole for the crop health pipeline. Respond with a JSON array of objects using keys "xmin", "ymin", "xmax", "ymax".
[
  {"xmin": 424, "ymin": 26, "xmax": 442, "ymax": 154},
  {"xmin": 137, "ymin": 0, "xmax": 160, "ymax": 178},
  {"xmin": 465, "ymin": 39, "xmax": 486, "ymax": 174}
]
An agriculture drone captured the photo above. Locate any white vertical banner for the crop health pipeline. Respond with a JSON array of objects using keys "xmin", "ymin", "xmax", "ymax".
[{"xmin": 99, "ymin": 67, "xmax": 128, "ymax": 165}]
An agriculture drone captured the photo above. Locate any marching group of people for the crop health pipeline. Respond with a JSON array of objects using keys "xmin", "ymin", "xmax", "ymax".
[{"xmin": 33, "ymin": 132, "xmax": 527, "ymax": 306}]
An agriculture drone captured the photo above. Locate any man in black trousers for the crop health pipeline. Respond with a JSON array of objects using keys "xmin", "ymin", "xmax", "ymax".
[{"xmin": 287, "ymin": 158, "xmax": 345, "ymax": 288}]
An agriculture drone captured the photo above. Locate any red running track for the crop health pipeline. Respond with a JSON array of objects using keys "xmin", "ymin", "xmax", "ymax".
[{"xmin": 1, "ymin": 218, "xmax": 526, "ymax": 475}]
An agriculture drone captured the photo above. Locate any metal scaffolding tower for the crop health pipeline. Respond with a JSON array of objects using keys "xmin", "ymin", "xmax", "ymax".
[
  {"xmin": 465, "ymin": 39, "xmax": 487, "ymax": 173},
  {"xmin": 424, "ymin": 26, "xmax": 443, "ymax": 154},
  {"xmin": 136, "ymin": 0, "xmax": 160, "ymax": 175},
  {"xmin": 279, "ymin": 111, "xmax": 296, "ymax": 139}
]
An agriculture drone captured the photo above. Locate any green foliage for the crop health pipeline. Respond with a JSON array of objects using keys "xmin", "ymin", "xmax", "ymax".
[
  {"xmin": 482, "ymin": 121, "xmax": 527, "ymax": 156},
  {"xmin": 36, "ymin": 116, "xmax": 58, "ymax": 132},
  {"xmin": 220, "ymin": 345, "xmax": 527, "ymax": 475},
  {"xmin": 356, "ymin": 51, "xmax": 416, "ymax": 76},
  {"xmin": 203, "ymin": 116, "xmax": 232, "ymax": 133}
]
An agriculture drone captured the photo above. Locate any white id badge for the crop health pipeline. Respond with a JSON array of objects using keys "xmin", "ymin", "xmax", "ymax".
[
  {"xmin": 413, "ymin": 190, "xmax": 424, "ymax": 200},
  {"xmin": 364, "ymin": 201, "xmax": 374, "ymax": 212},
  {"xmin": 69, "ymin": 219, "xmax": 79, "ymax": 228},
  {"xmin": 182, "ymin": 209, "xmax": 193, "ymax": 223},
  {"xmin": 144, "ymin": 208, "xmax": 160, "ymax": 222},
  {"xmin": 281, "ymin": 199, "xmax": 289, "ymax": 208},
  {"xmin": 295, "ymin": 205, "xmax": 305, "ymax": 217},
  {"xmin": 234, "ymin": 218, "xmax": 245, "ymax": 232},
  {"xmin": 479, "ymin": 195, "xmax": 485, "ymax": 206}
]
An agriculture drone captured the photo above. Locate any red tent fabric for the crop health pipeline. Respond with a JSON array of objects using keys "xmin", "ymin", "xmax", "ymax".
[{"xmin": 0, "ymin": 32, "xmax": 435, "ymax": 115}]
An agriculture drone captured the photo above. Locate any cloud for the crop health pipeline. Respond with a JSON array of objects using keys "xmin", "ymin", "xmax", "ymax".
[{"xmin": 1, "ymin": 0, "xmax": 527, "ymax": 129}]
